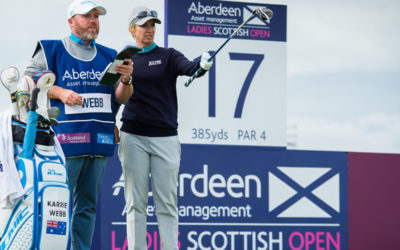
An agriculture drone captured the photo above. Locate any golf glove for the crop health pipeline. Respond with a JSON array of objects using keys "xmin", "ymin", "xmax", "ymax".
[{"xmin": 200, "ymin": 52, "xmax": 213, "ymax": 71}]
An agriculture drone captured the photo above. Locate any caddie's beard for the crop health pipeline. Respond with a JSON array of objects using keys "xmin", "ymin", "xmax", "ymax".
[
  {"xmin": 74, "ymin": 23, "xmax": 99, "ymax": 41},
  {"xmin": 81, "ymin": 31, "xmax": 98, "ymax": 40}
]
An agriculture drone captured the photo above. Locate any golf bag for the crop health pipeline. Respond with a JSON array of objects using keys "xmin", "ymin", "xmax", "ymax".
[{"xmin": 0, "ymin": 69, "xmax": 70, "ymax": 250}]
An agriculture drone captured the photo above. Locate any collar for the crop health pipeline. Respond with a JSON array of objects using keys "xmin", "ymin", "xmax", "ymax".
[
  {"xmin": 138, "ymin": 42, "xmax": 157, "ymax": 53},
  {"xmin": 69, "ymin": 33, "xmax": 96, "ymax": 48}
]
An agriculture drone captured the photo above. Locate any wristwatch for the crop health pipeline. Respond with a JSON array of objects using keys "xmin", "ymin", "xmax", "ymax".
[{"xmin": 120, "ymin": 76, "xmax": 132, "ymax": 85}]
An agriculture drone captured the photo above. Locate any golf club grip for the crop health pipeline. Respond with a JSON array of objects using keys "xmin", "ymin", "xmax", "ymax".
[
  {"xmin": 185, "ymin": 67, "xmax": 204, "ymax": 87},
  {"xmin": 29, "ymin": 88, "xmax": 40, "ymax": 111}
]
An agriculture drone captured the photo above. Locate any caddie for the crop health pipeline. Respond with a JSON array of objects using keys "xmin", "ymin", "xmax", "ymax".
[{"xmin": 23, "ymin": 0, "xmax": 133, "ymax": 249}]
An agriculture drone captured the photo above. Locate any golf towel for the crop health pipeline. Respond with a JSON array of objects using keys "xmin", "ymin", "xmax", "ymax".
[{"xmin": 0, "ymin": 110, "xmax": 24, "ymax": 208}]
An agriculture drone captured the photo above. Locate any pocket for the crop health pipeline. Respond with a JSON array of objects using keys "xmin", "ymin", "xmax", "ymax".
[
  {"xmin": 38, "ymin": 161, "xmax": 67, "ymax": 183},
  {"xmin": 37, "ymin": 184, "xmax": 70, "ymax": 249}
]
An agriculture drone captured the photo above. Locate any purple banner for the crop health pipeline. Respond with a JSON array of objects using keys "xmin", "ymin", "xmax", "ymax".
[
  {"xmin": 167, "ymin": 0, "xmax": 287, "ymax": 42},
  {"xmin": 57, "ymin": 132, "xmax": 90, "ymax": 144},
  {"xmin": 93, "ymin": 145, "xmax": 348, "ymax": 249},
  {"xmin": 348, "ymin": 152, "xmax": 400, "ymax": 250}
]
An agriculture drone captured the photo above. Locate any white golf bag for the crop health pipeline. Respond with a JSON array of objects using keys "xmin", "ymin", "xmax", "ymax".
[{"xmin": 0, "ymin": 68, "xmax": 70, "ymax": 249}]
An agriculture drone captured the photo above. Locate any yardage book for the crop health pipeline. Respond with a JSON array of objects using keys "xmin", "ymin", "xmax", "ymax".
[{"xmin": 99, "ymin": 44, "xmax": 142, "ymax": 86}]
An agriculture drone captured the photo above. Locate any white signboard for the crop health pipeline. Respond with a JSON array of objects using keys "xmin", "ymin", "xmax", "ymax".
[{"xmin": 167, "ymin": 0, "xmax": 287, "ymax": 147}]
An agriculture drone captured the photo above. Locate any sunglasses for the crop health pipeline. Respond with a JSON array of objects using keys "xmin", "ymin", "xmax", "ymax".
[{"xmin": 130, "ymin": 10, "xmax": 158, "ymax": 25}]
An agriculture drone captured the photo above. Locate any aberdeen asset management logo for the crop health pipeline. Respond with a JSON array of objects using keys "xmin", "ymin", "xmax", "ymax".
[
  {"xmin": 268, "ymin": 166, "xmax": 340, "ymax": 218},
  {"xmin": 112, "ymin": 174, "xmax": 124, "ymax": 196}
]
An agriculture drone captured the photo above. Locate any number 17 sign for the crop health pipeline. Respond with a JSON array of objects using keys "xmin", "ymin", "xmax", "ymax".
[{"xmin": 167, "ymin": 0, "xmax": 287, "ymax": 147}]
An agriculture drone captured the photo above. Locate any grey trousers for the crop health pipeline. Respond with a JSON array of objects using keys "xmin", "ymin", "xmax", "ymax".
[{"xmin": 118, "ymin": 131, "xmax": 180, "ymax": 250}]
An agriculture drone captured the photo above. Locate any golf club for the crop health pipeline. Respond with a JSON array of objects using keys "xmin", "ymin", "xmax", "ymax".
[{"xmin": 184, "ymin": 7, "xmax": 273, "ymax": 87}]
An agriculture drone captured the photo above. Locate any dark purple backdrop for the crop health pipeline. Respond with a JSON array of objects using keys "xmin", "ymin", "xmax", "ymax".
[{"xmin": 348, "ymin": 152, "xmax": 400, "ymax": 250}]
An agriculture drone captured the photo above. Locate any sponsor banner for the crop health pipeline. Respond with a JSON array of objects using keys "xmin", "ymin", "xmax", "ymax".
[
  {"xmin": 110, "ymin": 226, "xmax": 341, "ymax": 250},
  {"xmin": 167, "ymin": 0, "xmax": 287, "ymax": 42},
  {"xmin": 57, "ymin": 132, "xmax": 90, "ymax": 144},
  {"xmin": 168, "ymin": 0, "xmax": 287, "ymax": 147},
  {"xmin": 97, "ymin": 133, "xmax": 114, "ymax": 145},
  {"xmin": 94, "ymin": 145, "xmax": 348, "ymax": 249},
  {"xmin": 62, "ymin": 68, "xmax": 102, "ymax": 85},
  {"xmin": 64, "ymin": 93, "xmax": 112, "ymax": 114}
]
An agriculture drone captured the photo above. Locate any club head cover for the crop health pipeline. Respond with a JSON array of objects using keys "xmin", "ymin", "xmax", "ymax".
[
  {"xmin": 32, "ymin": 70, "xmax": 56, "ymax": 121},
  {"xmin": 15, "ymin": 76, "xmax": 36, "ymax": 122},
  {"xmin": 0, "ymin": 66, "xmax": 19, "ymax": 91},
  {"xmin": 19, "ymin": 75, "xmax": 37, "ymax": 92},
  {"xmin": 37, "ymin": 113, "xmax": 51, "ymax": 130},
  {"xmin": 49, "ymin": 118, "xmax": 59, "ymax": 126},
  {"xmin": 0, "ymin": 66, "xmax": 20, "ymax": 116},
  {"xmin": 15, "ymin": 91, "xmax": 30, "ymax": 123},
  {"xmin": 32, "ymin": 70, "xmax": 56, "ymax": 89}
]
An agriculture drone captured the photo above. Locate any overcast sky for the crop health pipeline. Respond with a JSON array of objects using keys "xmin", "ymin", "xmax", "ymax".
[{"xmin": 0, "ymin": 0, "xmax": 399, "ymax": 154}]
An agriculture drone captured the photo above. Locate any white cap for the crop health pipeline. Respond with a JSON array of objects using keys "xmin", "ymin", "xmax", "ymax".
[
  {"xmin": 128, "ymin": 7, "xmax": 161, "ymax": 26},
  {"xmin": 67, "ymin": 0, "xmax": 106, "ymax": 19}
]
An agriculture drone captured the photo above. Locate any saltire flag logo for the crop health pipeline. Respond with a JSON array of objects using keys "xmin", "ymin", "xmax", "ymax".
[
  {"xmin": 46, "ymin": 220, "xmax": 67, "ymax": 235},
  {"xmin": 268, "ymin": 166, "xmax": 341, "ymax": 218}
]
